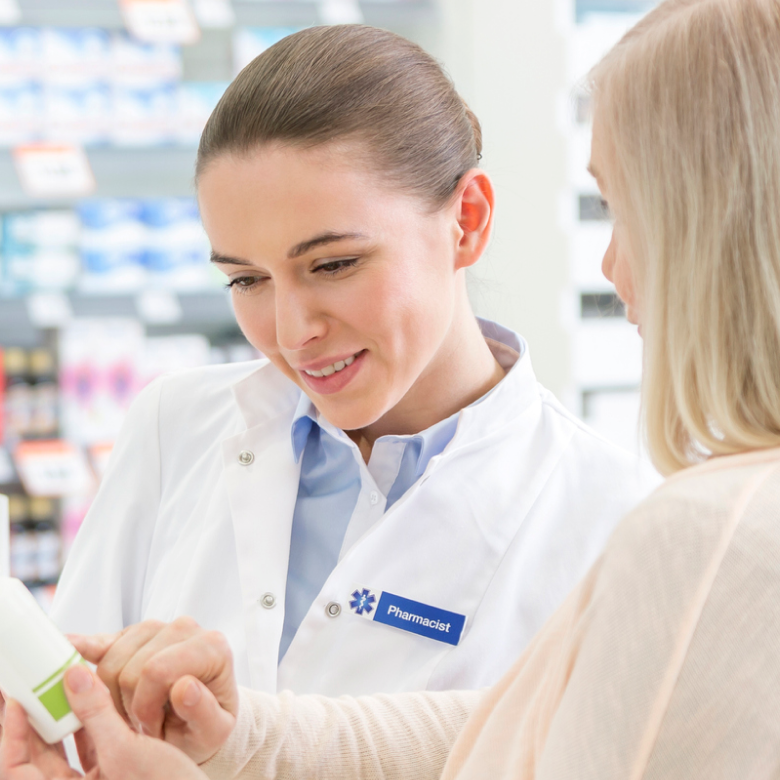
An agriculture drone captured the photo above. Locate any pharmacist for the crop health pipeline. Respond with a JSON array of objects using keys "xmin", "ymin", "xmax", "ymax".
[{"xmin": 50, "ymin": 25, "xmax": 655, "ymax": 698}]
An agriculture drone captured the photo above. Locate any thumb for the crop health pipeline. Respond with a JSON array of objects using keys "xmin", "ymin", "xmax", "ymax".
[
  {"xmin": 64, "ymin": 665, "xmax": 135, "ymax": 756},
  {"xmin": 168, "ymin": 676, "xmax": 235, "ymax": 762}
]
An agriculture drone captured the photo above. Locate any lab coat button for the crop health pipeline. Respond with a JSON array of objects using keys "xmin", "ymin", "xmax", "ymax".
[
  {"xmin": 238, "ymin": 450, "xmax": 254, "ymax": 466},
  {"xmin": 369, "ymin": 491, "xmax": 379, "ymax": 506},
  {"xmin": 260, "ymin": 593, "xmax": 276, "ymax": 609},
  {"xmin": 326, "ymin": 601, "xmax": 341, "ymax": 618}
]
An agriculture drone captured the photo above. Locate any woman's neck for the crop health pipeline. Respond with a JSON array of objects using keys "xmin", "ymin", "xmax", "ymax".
[{"xmin": 347, "ymin": 309, "xmax": 506, "ymax": 463}]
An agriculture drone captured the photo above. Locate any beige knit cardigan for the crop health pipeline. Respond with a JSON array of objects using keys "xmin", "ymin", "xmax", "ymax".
[{"xmin": 202, "ymin": 447, "xmax": 780, "ymax": 779}]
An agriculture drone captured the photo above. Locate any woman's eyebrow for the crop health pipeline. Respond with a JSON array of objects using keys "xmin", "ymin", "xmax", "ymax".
[
  {"xmin": 209, "ymin": 233, "xmax": 369, "ymax": 266},
  {"xmin": 288, "ymin": 231, "xmax": 368, "ymax": 259},
  {"xmin": 210, "ymin": 251, "xmax": 252, "ymax": 266}
]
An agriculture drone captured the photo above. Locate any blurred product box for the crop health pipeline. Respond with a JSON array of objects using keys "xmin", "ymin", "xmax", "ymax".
[
  {"xmin": 1, "ymin": 210, "xmax": 81, "ymax": 294},
  {"xmin": 0, "ymin": 26, "xmax": 224, "ymax": 148},
  {"xmin": 141, "ymin": 198, "xmax": 212, "ymax": 290},
  {"xmin": 112, "ymin": 81, "xmax": 178, "ymax": 146},
  {"xmin": 59, "ymin": 318, "xmax": 145, "ymax": 446},
  {"xmin": 78, "ymin": 199, "xmax": 148, "ymax": 292},
  {"xmin": 1, "ymin": 347, "xmax": 60, "ymax": 445},
  {"xmin": 8, "ymin": 494, "xmax": 61, "ymax": 584}
]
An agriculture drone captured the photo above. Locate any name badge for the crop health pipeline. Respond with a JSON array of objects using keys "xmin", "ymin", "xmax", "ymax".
[{"xmin": 348, "ymin": 586, "xmax": 466, "ymax": 647}]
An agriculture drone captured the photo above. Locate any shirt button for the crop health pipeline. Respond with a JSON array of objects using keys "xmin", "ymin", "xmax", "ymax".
[
  {"xmin": 326, "ymin": 601, "xmax": 341, "ymax": 618},
  {"xmin": 260, "ymin": 593, "xmax": 276, "ymax": 609},
  {"xmin": 369, "ymin": 491, "xmax": 379, "ymax": 506},
  {"xmin": 238, "ymin": 450, "xmax": 254, "ymax": 466}
]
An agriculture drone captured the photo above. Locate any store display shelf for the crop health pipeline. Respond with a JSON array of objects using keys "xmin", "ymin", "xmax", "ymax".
[
  {"xmin": 0, "ymin": 146, "xmax": 198, "ymax": 209},
  {"xmin": 15, "ymin": 0, "xmax": 438, "ymax": 29},
  {"xmin": 0, "ymin": 290, "xmax": 238, "ymax": 347}
]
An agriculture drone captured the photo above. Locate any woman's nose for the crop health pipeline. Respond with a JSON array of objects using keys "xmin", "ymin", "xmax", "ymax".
[
  {"xmin": 274, "ymin": 286, "xmax": 327, "ymax": 351},
  {"xmin": 601, "ymin": 231, "xmax": 617, "ymax": 283}
]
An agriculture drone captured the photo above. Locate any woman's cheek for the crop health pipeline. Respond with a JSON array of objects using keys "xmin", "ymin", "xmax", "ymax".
[{"xmin": 233, "ymin": 297, "xmax": 277, "ymax": 354}]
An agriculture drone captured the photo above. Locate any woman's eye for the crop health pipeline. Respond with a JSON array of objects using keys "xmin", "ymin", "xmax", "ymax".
[
  {"xmin": 314, "ymin": 258, "xmax": 358, "ymax": 275},
  {"xmin": 225, "ymin": 276, "xmax": 266, "ymax": 293}
]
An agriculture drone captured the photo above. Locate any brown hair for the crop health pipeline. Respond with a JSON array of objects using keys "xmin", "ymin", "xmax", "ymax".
[{"xmin": 196, "ymin": 24, "xmax": 482, "ymax": 208}]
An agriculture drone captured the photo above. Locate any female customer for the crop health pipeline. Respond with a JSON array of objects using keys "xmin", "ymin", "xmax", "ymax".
[
  {"xmin": 46, "ymin": 24, "xmax": 649, "ymax": 708},
  {"xmin": 5, "ymin": 0, "xmax": 779, "ymax": 777}
]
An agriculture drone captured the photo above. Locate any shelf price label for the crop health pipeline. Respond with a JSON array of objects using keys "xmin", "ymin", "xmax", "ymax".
[
  {"xmin": 13, "ymin": 440, "xmax": 95, "ymax": 498},
  {"xmin": 120, "ymin": 0, "xmax": 201, "ymax": 45},
  {"xmin": 13, "ymin": 144, "xmax": 96, "ymax": 199}
]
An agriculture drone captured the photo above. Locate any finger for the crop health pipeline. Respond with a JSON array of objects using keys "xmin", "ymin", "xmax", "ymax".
[
  {"xmin": 93, "ymin": 620, "xmax": 168, "ymax": 723},
  {"xmin": 67, "ymin": 633, "xmax": 121, "ymax": 666},
  {"xmin": 63, "ymin": 666, "xmax": 136, "ymax": 759},
  {"xmin": 1, "ymin": 700, "xmax": 32, "ymax": 769},
  {"xmin": 168, "ymin": 677, "xmax": 235, "ymax": 763},
  {"xmin": 115, "ymin": 617, "xmax": 204, "ymax": 735},
  {"xmin": 130, "ymin": 631, "xmax": 238, "ymax": 739}
]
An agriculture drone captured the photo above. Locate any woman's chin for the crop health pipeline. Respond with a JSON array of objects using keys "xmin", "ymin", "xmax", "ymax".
[{"xmin": 314, "ymin": 400, "xmax": 389, "ymax": 434}]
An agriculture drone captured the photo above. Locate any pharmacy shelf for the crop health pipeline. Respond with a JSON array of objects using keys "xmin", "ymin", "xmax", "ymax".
[
  {"xmin": 15, "ymin": 0, "xmax": 438, "ymax": 28},
  {"xmin": 0, "ymin": 147, "xmax": 198, "ymax": 209},
  {"xmin": 0, "ymin": 290, "xmax": 240, "ymax": 347}
]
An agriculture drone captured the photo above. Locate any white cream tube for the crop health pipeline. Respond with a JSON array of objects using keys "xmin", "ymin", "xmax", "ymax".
[{"xmin": 0, "ymin": 577, "xmax": 83, "ymax": 744}]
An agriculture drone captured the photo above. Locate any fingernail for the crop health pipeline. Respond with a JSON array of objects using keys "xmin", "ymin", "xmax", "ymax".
[
  {"xmin": 65, "ymin": 665, "xmax": 94, "ymax": 694},
  {"xmin": 182, "ymin": 680, "xmax": 201, "ymax": 707}
]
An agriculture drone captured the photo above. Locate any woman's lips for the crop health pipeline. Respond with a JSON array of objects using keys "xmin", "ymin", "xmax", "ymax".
[{"xmin": 298, "ymin": 350, "xmax": 366, "ymax": 395}]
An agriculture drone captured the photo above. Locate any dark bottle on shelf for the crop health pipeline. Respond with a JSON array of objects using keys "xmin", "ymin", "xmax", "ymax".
[
  {"xmin": 3, "ymin": 348, "xmax": 32, "ymax": 444},
  {"xmin": 28, "ymin": 348, "xmax": 59, "ymax": 438}
]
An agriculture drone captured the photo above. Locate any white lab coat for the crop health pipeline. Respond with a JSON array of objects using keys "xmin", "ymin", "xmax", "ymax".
[{"xmin": 51, "ymin": 335, "xmax": 656, "ymax": 696}]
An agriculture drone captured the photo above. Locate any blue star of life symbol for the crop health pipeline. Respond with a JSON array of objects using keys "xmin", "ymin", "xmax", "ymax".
[{"xmin": 349, "ymin": 588, "xmax": 376, "ymax": 616}]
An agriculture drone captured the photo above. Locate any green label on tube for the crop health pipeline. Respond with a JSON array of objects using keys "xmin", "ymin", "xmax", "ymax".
[
  {"xmin": 38, "ymin": 680, "xmax": 72, "ymax": 721},
  {"xmin": 33, "ymin": 651, "xmax": 83, "ymax": 722}
]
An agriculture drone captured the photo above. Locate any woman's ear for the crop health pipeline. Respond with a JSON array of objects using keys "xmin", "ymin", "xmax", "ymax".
[{"xmin": 453, "ymin": 169, "xmax": 495, "ymax": 271}]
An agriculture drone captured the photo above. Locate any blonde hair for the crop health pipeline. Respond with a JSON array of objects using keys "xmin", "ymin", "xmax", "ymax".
[{"xmin": 589, "ymin": 0, "xmax": 780, "ymax": 474}]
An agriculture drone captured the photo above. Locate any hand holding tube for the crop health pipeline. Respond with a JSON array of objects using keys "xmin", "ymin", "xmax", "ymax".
[{"xmin": 0, "ymin": 665, "xmax": 207, "ymax": 780}]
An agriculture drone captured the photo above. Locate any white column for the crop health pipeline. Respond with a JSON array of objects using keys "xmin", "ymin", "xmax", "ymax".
[{"xmin": 431, "ymin": 0, "xmax": 571, "ymax": 397}]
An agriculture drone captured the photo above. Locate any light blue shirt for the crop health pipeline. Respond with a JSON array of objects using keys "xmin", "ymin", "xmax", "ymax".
[{"xmin": 278, "ymin": 321, "xmax": 518, "ymax": 662}]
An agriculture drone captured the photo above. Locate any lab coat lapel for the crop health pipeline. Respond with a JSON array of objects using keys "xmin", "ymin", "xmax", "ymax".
[{"xmin": 222, "ymin": 364, "xmax": 302, "ymax": 691}]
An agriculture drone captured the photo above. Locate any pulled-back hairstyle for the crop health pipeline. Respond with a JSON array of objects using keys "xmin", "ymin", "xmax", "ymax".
[
  {"xmin": 196, "ymin": 24, "xmax": 482, "ymax": 209},
  {"xmin": 589, "ymin": 0, "xmax": 780, "ymax": 474}
]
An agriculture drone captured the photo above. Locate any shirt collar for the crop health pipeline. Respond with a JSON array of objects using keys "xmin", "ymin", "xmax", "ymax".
[{"xmin": 290, "ymin": 318, "xmax": 525, "ymax": 464}]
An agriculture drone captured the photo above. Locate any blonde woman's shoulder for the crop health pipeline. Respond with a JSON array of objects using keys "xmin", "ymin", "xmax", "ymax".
[{"xmin": 600, "ymin": 448, "xmax": 780, "ymax": 588}]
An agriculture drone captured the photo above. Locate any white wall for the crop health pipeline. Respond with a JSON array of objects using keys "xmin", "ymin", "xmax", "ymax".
[{"xmin": 424, "ymin": 0, "xmax": 571, "ymax": 398}]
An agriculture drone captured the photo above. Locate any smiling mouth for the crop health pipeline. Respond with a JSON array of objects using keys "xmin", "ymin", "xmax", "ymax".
[{"xmin": 303, "ymin": 352, "xmax": 360, "ymax": 378}]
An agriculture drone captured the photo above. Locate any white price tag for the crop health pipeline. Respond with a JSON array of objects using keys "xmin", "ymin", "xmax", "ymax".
[
  {"xmin": 0, "ymin": 0, "xmax": 21, "ymax": 25},
  {"xmin": 121, "ymin": 0, "xmax": 201, "ymax": 45},
  {"xmin": 26, "ymin": 292, "xmax": 74, "ymax": 329},
  {"xmin": 318, "ymin": 0, "xmax": 363, "ymax": 25},
  {"xmin": 136, "ymin": 289, "xmax": 183, "ymax": 324},
  {"xmin": 13, "ymin": 144, "xmax": 96, "ymax": 199},
  {"xmin": 13, "ymin": 440, "xmax": 95, "ymax": 498},
  {"xmin": 193, "ymin": 0, "xmax": 235, "ymax": 28}
]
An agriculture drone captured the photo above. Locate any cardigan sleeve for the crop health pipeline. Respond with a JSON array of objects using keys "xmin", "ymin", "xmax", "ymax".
[{"xmin": 199, "ymin": 685, "xmax": 483, "ymax": 780}]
